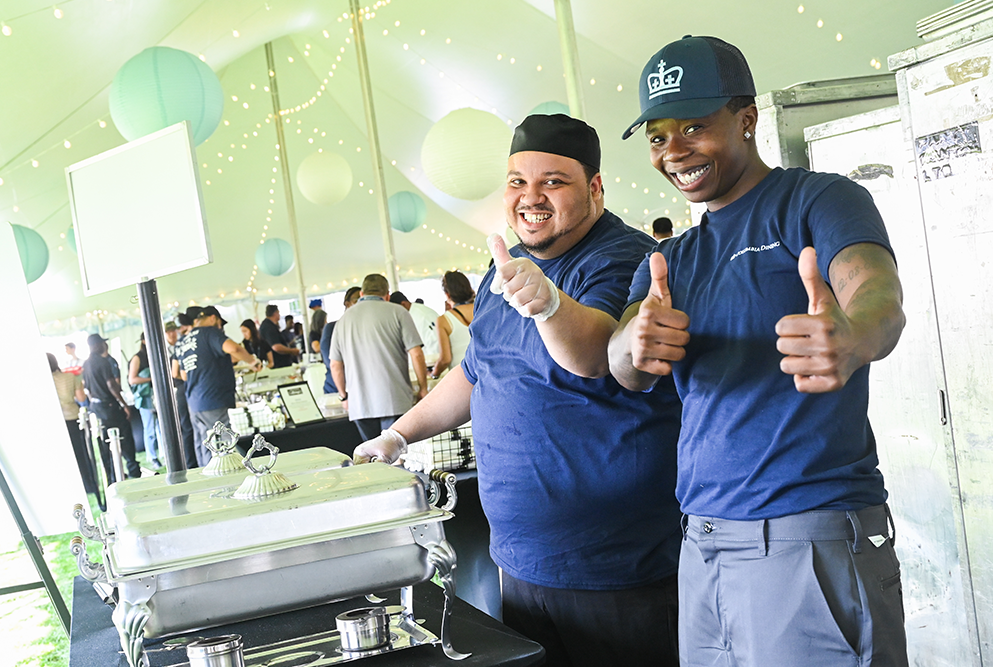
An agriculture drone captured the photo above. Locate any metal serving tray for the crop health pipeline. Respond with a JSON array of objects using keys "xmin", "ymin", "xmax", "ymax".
[{"xmin": 73, "ymin": 446, "xmax": 463, "ymax": 667}]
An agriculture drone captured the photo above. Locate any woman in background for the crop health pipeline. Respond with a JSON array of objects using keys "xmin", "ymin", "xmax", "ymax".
[
  {"xmin": 50, "ymin": 353, "xmax": 98, "ymax": 494},
  {"xmin": 129, "ymin": 333, "xmax": 161, "ymax": 469},
  {"xmin": 431, "ymin": 271, "xmax": 475, "ymax": 379},
  {"xmin": 241, "ymin": 319, "xmax": 274, "ymax": 368}
]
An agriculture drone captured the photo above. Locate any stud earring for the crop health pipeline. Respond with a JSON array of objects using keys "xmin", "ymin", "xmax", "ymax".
[{"xmin": 744, "ymin": 131, "xmax": 752, "ymax": 139}]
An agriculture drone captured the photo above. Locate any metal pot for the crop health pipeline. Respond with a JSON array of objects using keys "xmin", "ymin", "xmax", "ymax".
[
  {"xmin": 336, "ymin": 607, "xmax": 391, "ymax": 651},
  {"xmin": 187, "ymin": 634, "xmax": 245, "ymax": 667}
]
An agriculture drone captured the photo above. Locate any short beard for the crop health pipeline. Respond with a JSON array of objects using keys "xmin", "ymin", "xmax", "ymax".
[{"xmin": 516, "ymin": 195, "xmax": 594, "ymax": 257}]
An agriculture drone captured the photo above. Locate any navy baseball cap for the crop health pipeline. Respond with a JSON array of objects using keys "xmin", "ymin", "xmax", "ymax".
[{"xmin": 622, "ymin": 36, "xmax": 756, "ymax": 140}]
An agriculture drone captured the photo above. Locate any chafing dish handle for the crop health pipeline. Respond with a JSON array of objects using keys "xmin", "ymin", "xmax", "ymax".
[{"xmin": 429, "ymin": 469, "xmax": 458, "ymax": 512}]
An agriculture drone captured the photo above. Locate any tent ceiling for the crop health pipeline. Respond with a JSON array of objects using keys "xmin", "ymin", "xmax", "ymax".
[{"xmin": 1, "ymin": 0, "xmax": 949, "ymax": 325}]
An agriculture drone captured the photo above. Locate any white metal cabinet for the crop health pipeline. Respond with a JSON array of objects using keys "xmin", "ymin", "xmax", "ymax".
[
  {"xmin": 891, "ymin": 16, "xmax": 993, "ymax": 660},
  {"xmin": 806, "ymin": 106, "xmax": 977, "ymax": 667}
]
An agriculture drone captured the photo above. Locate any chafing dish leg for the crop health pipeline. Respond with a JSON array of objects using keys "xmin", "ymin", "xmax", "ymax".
[
  {"xmin": 400, "ymin": 585, "xmax": 414, "ymax": 617},
  {"xmin": 427, "ymin": 540, "xmax": 471, "ymax": 660},
  {"xmin": 113, "ymin": 598, "xmax": 151, "ymax": 667},
  {"xmin": 72, "ymin": 503, "xmax": 104, "ymax": 543},
  {"xmin": 70, "ymin": 536, "xmax": 106, "ymax": 582},
  {"xmin": 365, "ymin": 592, "xmax": 387, "ymax": 604}
]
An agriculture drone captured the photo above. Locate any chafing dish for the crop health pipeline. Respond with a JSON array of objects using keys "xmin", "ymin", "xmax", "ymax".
[{"xmin": 72, "ymin": 434, "xmax": 465, "ymax": 667}]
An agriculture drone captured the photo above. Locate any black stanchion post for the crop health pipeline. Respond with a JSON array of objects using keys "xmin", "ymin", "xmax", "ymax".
[{"xmin": 136, "ymin": 278, "xmax": 186, "ymax": 475}]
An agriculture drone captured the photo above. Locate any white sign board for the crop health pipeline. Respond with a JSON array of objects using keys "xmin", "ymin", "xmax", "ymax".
[
  {"xmin": 0, "ymin": 222, "xmax": 88, "ymax": 542},
  {"xmin": 65, "ymin": 121, "xmax": 211, "ymax": 295}
]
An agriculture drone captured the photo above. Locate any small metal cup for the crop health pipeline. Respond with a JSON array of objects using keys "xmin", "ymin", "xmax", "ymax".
[
  {"xmin": 336, "ymin": 607, "xmax": 391, "ymax": 651},
  {"xmin": 187, "ymin": 634, "xmax": 246, "ymax": 667}
]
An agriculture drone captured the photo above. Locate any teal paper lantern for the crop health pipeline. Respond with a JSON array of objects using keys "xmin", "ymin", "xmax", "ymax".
[
  {"xmin": 12, "ymin": 224, "xmax": 49, "ymax": 284},
  {"xmin": 66, "ymin": 225, "xmax": 77, "ymax": 254},
  {"xmin": 529, "ymin": 101, "xmax": 571, "ymax": 117},
  {"xmin": 388, "ymin": 191, "xmax": 427, "ymax": 233},
  {"xmin": 255, "ymin": 238, "xmax": 295, "ymax": 277},
  {"xmin": 110, "ymin": 46, "xmax": 224, "ymax": 146},
  {"xmin": 421, "ymin": 109, "xmax": 512, "ymax": 201}
]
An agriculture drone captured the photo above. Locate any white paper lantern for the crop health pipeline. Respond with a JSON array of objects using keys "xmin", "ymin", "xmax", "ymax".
[
  {"xmin": 421, "ymin": 109, "xmax": 511, "ymax": 200},
  {"xmin": 296, "ymin": 152, "xmax": 352, "ymax": 206}
]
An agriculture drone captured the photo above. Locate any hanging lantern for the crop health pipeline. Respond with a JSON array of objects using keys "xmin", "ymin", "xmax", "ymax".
[
  {"xmin": 12, "ymin": 224, "xmax": 49, "ymax": 284},
  {"xmin": 421, "ymin": 108, "xmax": 511, "ymax": 201},
  {"xmin": 529, "ymin": 101, "xmax": 570, "ymax": 117},
  {"xmin": 255, "ymin": 238, "xmax": 295, "ymax": 277},
  {"xmin": 388, "ymin": 191, "xmax": 427, "ymax": 233},
  {"xmin": 109, "ymin": 46, "xmax": 224, "ymax": 146},
  {"xmin": 66, "ymin": 225, "xmax": 77, "ymax": 254},
  {"xmin": 296, "ymin": 152, "xmax": 352, "ymax": 206}
]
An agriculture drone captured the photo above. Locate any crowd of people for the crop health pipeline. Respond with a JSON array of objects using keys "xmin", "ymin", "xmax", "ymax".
[{"xmin": 47, "ymin": 34, "xmax": 912, "ymax": 667}]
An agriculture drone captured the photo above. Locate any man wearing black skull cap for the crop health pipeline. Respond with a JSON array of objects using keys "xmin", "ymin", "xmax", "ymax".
[{"xmin": 353, "ymin": 114, "xmax": 682, "ymax": 665}]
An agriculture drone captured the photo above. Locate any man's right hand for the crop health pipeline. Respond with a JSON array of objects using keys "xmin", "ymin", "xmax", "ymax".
[
  {"xmin": 122, "ymin": 405, "xmax": 132, "ymax": 420},
  {"xmin": 629, "ymin": 252, "xmax": 690, "ymax": 376},
  {"xmin": 352, "ymin": 429, "xmax": 408, "ymax": 464}
]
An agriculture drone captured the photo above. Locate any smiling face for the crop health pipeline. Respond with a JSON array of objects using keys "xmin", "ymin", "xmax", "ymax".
[
  {"xmin": 646, "ymin": 103, "xmax": 767, "ymax": 212},
  {"xmin": 504, "ymin": 151, "xmax": 604, "ymax": 260}
]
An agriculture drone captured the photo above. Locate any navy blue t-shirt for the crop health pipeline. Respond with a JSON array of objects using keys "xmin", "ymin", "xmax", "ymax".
[
  {"xmin": 463, "ymin": 210, "xmax": 682, "ymax": 590},
  {"xmin": 626, "ymin": 168, "xmax": 893, "ymax": 520},
  {"xmin": 176, "ymin": 326, "xmax": 236, "ymax": 413}
]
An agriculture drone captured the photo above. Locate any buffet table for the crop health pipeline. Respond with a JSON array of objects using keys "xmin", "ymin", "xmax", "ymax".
[{"xmin": 68, "ymin": 575, "xmax": 543, "ymax": 666}]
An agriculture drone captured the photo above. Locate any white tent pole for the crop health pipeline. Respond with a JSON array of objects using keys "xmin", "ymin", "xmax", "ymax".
[
  {"xmin": 554, "ymin": 0, "xmax": 587, "ymax": 120},
  {"xmin": 264, "ymin": 42, "xmax": 310, "ymax": 332},
  {"xmin": 349, "ymin": 0, "xmax": 400, "ymax": 291}
]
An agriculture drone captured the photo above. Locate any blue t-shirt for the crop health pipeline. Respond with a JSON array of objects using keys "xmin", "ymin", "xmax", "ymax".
[
  {"xmin": 626, "ymin": 168, "xmax": 893, "ymax": 520},
  {"xmin": 176, "ymin": 326, "xmax": 236, "ymax": 413},
  {"xmin": 463, "ymin": 210, "xmax": 682, "ymax": 590}
]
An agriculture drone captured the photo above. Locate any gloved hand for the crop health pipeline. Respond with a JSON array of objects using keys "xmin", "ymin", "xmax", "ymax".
[
  {"xmin": 352, "ymin": 428, "xmax": 408, "ymax": 464},
  {"xmin": 486, "ymin": 233, "xmax": 561, "ymax": 322}
]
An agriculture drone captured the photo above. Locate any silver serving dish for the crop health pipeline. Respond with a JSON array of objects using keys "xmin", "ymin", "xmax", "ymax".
[{"xmin": 72, "ymin": 435, "xmax": 466, "ymax": 667}]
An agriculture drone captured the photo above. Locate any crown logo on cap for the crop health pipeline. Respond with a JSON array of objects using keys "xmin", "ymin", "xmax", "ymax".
[{"xmin": 647, "ymin": 59, "xmax": 683, "ymax": 100}]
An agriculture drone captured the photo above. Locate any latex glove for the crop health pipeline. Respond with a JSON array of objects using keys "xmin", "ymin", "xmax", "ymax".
[
  {"xmin": 352, "ymin": 428, "xmax": 408, "ymax": 464},
  {"xmin": 486, "ymin": 233, "xmax": 561, "ymax": 322}
]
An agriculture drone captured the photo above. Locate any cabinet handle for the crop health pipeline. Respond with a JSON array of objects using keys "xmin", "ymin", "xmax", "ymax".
[{"xmin": 939, "ymin": 389, "xmax": 948, "ymax": 426}]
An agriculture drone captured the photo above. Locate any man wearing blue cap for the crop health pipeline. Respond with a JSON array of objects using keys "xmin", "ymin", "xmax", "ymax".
[
  {"xmin": 353, "ymin": 113, "xmax": 683, "ymax": 666},
  {"xmin": 610, "ymin": 36, "xmax": 908, "ymax": 666}
]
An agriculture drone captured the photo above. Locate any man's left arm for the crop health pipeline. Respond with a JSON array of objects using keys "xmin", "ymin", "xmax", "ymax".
[
  {"xmin": 487, "ymin": 234, "xmax": 616, "ymax": 378},
  {"xmin": 776, "ymin": 243, "xmax": 905, "ymax": 393}
]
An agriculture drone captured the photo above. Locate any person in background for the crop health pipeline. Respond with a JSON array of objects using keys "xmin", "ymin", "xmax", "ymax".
[
  {"xmin": 241, "ymin": 319, "xmax": 274, "ymax": 368},
  {"xmin": 329, "ymin": 274, "xmax": 428, "ymax": 440},
  {"xmin": 64, "ymin": 342, "xmax": 81, "ymax": 372},
  {"xmin": 292, "ymin": 322, "xmax": 306, "ymax": 356},
  {"xmin": 610, "ymin": 35, "xmax": 907, "ymax": 666},
  {"xmin": 49, "ymin": 352, "xmax": 98, "ymax": 495},
  {"xmin": 166, "ymin": 320, "xmax": 198, "ymax": 469},
  {"xmin": 389, "ymin": 291, "xmax": 441, "ymax": 366},
  {"xmin": 652, "ymin": 216, "xmax": 674, "ymax": 241},
  {"xmin": 177, "ymin": 305, "xmax": 262, "ymax": 466},
  {"xmin": 177, "ymin": 312, "xmax": 194, "ymax": 336},
  {"xmin": 82, "ymin": 333, "xmax": 141, "ymax": 481},
  {"xmin": 430, "ymin": 271, "xmax": 474, "ymax": 379},
  {"xmin": 309, "ymin": 298, "xmax": 327, "ymax": 354},
  {"xmin": 320, "ymin": 287, "xmax": 360, "ymax": 394},
  {"xmin": 353, "ymin": 114, "xmax": 682, "ymax": 666},
  {"xmin": 129, "ymin": 333, "xmax": 161, "ymax": 469},
  {"xmin": 282, "ymin": 314, "xmax": 296, "ymax": 346},
  {"xmin": 260, "ymin": 305, "xmax": 299, "ymax": 368}
]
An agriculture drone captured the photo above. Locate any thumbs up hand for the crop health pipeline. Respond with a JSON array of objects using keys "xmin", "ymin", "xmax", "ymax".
[
  {"xmin": 775, "ymin": 247, "xmax": 858, "ymax": 393},
  {"xmin": 486, "ymin": 233, "xmax": 561, "ymax": 321},
  {"xmin": 628, "ymin": 252, "xmax": 690, "ymax": 376}
]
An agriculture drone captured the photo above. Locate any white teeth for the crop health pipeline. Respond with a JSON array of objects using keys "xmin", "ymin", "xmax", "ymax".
[
  {"xmin": 522, "ymin": 212, "xmax": 551, "ymax": 224},
  {"xmin": 676, "ymin": 165, "xmax": 709, "ymax": 186}
]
